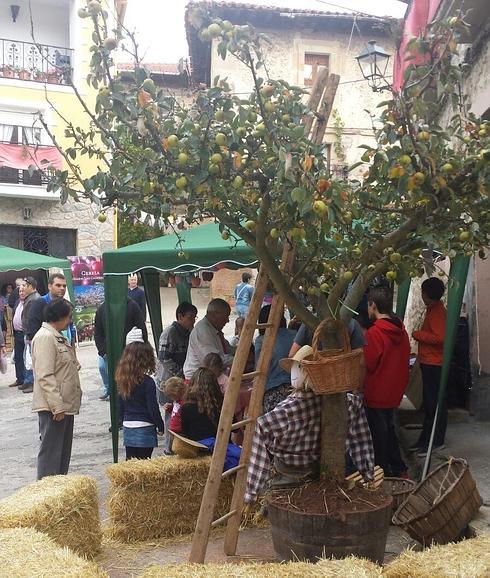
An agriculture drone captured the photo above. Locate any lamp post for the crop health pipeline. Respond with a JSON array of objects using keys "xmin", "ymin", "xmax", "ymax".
[{"xmin": 356, "ymin": 40, "xmax": 391, "ymax": 91}]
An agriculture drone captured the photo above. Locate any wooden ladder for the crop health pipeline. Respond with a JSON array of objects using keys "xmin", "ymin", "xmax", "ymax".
[
  {"xmin": 189, "ymin": 69, "xmax": 339, "ymax": 564},
  {"xmin": 189, "ymin": 242, "xmax": 293, "ymax": 563}
]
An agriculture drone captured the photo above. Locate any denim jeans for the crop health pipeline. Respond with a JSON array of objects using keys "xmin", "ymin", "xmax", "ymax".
[{"xmin": 98, "ymin": 355, "xmax": 109, "ymax": 397}]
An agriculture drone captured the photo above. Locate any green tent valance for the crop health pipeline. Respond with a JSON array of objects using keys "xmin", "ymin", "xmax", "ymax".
[
  {"xmin": 0, "ymin": 245, "xmax": 70, "ymax": 272},
  {"xmin": 103, "ymin": 222, "xmax": 258, "ymax": 275}
]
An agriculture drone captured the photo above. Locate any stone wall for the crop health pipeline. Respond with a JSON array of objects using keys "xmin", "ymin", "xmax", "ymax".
[
  {"xmin": 210, "ymin": 267, "xmax": 255, "ymax": 306},
  {"xmin": 0, "ymin": 195, "xmax": 114, "ymax": 256},
  {"xmin": 211, "ymin": 29, "xmax": 395, "ymax": 171}
]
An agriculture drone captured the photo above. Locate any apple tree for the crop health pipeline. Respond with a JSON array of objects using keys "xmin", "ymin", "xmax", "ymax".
[{"xmin": 41, "ymin": 2, "xmax": 489, "ymax": 479}]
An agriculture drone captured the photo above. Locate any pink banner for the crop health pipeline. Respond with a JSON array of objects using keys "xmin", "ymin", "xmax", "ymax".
[
  {"xmin": 0, "ymin": 143, "xmax": 63, "ymax": 171},
  {"xmin": 393, "ymin": 0, "xmax": 442, "ymax": 91}
]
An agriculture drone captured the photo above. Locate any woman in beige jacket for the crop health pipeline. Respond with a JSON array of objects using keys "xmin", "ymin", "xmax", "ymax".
[{"xmin": 32, "ymin": 299, "xmax": 81, "ymax": 479}]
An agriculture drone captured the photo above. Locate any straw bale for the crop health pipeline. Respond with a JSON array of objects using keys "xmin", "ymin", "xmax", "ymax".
[
  {"xmin": 384, "ymin": 534, "xmax": 490, "ymax": 578},
  {"xmin": 140, "ymin": 557, "xmax": 382, "ymax": 577},
  {"xmin": 106, "ymin": 456, "xmax": 235, "ymax": 542},
  {"xmin": 0, "ymin": 527, "xmax": 107, "ymax": 577},
  {"xmin": 0, "ymin": 474, "xmax": 102, "ymax": 558}
]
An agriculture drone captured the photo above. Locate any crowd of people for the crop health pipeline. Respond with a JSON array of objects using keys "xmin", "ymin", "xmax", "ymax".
[
  {"xmin": 107, "ymin": 274, "xmax": 448, "ymax": 507},
  {"xmin": 0, "ymin": 270, "xmax": 448, "ymax": 504}
]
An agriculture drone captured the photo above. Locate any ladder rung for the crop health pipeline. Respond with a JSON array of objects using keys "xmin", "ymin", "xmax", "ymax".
[
  {"xmin": 211, "ymin": 509, "xmax": 238, "ymax": 528},
  {"xmin": 242, "ymin": 370, "xmax": 261, "ymax": 380},
  {"xmin": 231, "ymin": 417, "xmax": 254, "ymax": 430},
  {"xmin": 221, "ymin": 463, "xmax": 247, "ymax": 478},
  {"xmin": 256, "ymin": 322, "xmax": 273, "ymax": 329}
]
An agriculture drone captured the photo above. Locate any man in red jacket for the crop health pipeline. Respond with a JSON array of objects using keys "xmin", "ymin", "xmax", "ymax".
[{"xmin": 363, "ymin": 285, "xmax": 410, "ymax": 477}]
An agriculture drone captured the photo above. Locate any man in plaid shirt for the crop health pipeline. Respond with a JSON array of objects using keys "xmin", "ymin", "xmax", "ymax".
[{"xmin": 244, "ymin": 350, "xmax": 374, "ymax": 504}]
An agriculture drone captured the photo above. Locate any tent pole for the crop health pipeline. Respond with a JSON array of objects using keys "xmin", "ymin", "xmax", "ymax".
[
  {"xmin": 176, "ymin": 275, "xmax": 192, "ymax": 304},
  {"xmin": 422, "ymin": 256, "xmax": 470, "ymax": 479},
  {"xmin": 103, "ymin": 272, "xmax": 128, "ymax": 463},
  {"xmin": 141, "ymin": 269, "xmax": 163, "ymax": 348},
  {"xmin": 396, "ymin": 278, "xmax": 411, "ymax": 320}
]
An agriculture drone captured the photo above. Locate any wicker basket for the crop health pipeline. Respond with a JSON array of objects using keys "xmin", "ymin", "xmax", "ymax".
[
  {"xmin": 300, "ymin": 319, "xmax": 362, "ymax": 395},
  {"xmin": 382, "ymin": 477, "xmax": 416, "ymax": 520},
  {"xmin": 392, "ymin": 458, "xmax": 482, "ymax": 545}
]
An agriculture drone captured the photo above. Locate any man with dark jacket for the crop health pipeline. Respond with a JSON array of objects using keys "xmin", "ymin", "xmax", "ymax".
[
  {"xmin": 156, "ymin": 301, "xmax": 197, "ymax": 454},
  {"xmin": 363, "ymin": 284, "xmax": 410, "ymax": 478},
  {"xmin": 94, "ymin": 299, "xmax": 147, "ymax": 400},
  {"xmin": 25, "ymin": 273, "xmax": 75, "ymax": 344},
  {"xmin": 20, "ymin": 277, "xmax": 41, "ymax": 393},
  {"xmin": 127, "ymin": 274, "xmax": 146, "ymax": 322}
]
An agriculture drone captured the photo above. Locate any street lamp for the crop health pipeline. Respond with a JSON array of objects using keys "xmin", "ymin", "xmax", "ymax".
[{"xmin": 356, "ymin": 40, "xmax": 391, "ymax": 91}]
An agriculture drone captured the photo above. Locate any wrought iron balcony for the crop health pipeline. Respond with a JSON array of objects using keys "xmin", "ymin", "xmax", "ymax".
[
  {"xmin": 330, "ymin": 164, "xmax": 350, "ymax": 180},
  {"xmin": 0, "ymin": 37, "xmax": 73, "ymax": 86}
]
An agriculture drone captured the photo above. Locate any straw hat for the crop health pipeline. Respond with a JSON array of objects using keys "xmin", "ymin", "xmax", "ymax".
[
  {"xmin": 170, "ymin": 431, "xmax": 207, "ymax": 459},
  {"xmin": 279, "ymin": 345, "xmax": 313, "ymax": 373}
]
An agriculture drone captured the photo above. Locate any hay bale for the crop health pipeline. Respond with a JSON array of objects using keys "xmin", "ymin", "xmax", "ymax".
[
  {"xmin": 0, "ymin": 475, "xmax": 101, "ymax": 558},
  {"xmin": 106, "ymin": 456, "xmax": 235, "ymax": 542},
  {"xmin": 384, "ymin": 534, "xmax": 490, "ymax": 577},
  {"xmin": 0, "ymin": 527, "xmax": 106, "ymax": 577},
  {"xmin": 140, "ymin": 557, "xmax": 382, "ymax": 577}
]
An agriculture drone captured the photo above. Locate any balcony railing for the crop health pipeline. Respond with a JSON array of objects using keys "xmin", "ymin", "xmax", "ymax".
[
  {"xmin": 0, "ymin": 38, "xmax": 73, "ymax": 86},
  {"xmin": 330, "ymin": 164, "xmax": 350, "ymax": 180}
]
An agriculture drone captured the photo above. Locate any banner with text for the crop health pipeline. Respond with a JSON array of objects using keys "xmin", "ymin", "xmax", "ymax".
[{"xmin": 68, "ymin": 256, "xmax": 104, "ymax": 342}]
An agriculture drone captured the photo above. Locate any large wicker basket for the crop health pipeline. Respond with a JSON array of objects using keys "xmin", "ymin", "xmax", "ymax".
[
  {"xmin": 392, "ymin": 458, "xmax": 482, "ymax": 545},
  {"xmin": 382, "ymin": 477, "xmax": 416, "ymax": 520},
  {"xmin": 300, "ymin": 319, "xmax": 362, "ymax": 395}
]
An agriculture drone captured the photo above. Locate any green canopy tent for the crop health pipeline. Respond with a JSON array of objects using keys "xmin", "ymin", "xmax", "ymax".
[
  {"xmin": 102, "ymin": 222, "xmax": 258, "ymax": 461},
  {"xmin": 0, "ymin": 245, "xmax": 71, "ymax": 273},
  {"xmin": 0, "ymin": 245, "xmax": 73, "ymax": 297}
]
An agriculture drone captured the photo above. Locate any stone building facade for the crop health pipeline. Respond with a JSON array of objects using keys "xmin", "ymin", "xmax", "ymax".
[{"xmin": 186, "ymin": 2, "xmax": 396, "ymax": 175}]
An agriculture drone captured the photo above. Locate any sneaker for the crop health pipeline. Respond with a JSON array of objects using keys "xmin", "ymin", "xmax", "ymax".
[
  {"xmin": 99, "ymin": 393, "xmax": 110, "ymax": 400},
  {"xmin": 9, "ymin": 381, "xmax": 21, "ymax": 388},
  {"xmin": 22, "ymin": 386, "xmax": 33, "ymax": 394},
  {"xmin": 417, "ymin": 444, "xmax": 445, "ymax": 458}
]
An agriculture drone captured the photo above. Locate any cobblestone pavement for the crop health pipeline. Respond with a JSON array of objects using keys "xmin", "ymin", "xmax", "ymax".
[{"xmin": 1, "ymin": 311, "xmax": 489, "ymax": 574}]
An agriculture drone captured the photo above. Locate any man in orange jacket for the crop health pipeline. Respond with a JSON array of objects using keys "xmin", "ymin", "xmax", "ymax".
[{"xmin": 411, "ymin": 277, "xmax": 447, "ymax": 457}]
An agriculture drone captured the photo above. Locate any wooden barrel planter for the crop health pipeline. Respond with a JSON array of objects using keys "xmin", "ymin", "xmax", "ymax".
[
  {"xmin": 392, "ymin": 458, "xmax": 482, "ymax": 545},
  {"xmin": 382, "ymin": 477, "xmax": 416, "ymax": 520},
  {"xmin": 267, "ymin": 495, "xmax": 392, "ymax": 564}
]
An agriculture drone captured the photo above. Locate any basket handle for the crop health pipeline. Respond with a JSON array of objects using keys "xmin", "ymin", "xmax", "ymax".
[{"xmin": 312, "ymin": 318, "xmax": 351, "ymax": 356}]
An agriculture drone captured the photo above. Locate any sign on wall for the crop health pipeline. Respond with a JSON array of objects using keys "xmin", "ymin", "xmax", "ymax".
[{"xmin": 68, "ymin": 256, "xmax": 104, "ymax": 343}]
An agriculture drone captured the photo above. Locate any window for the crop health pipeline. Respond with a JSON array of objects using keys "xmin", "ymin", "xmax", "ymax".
[
  {"xmin": 0, "ymin": 123, "xmax": 46, "ymax": 186},
  {"xmin": 304, "ymin": 53, "xmax": 330, "ymax": 87},
  {"xmin": 0, "ymin": 124, "xmax": 42, "ymax": 145}
]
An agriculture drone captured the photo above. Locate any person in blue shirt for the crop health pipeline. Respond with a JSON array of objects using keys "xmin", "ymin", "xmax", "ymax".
[
  {"xmin": 26, "ymin": 273, "xmax": 76, "ymax": 345},
  {"xmin": 234, "ymin": 272, "xmax": 254, "ymax": 317},
  {"xmin": 254, "ymin": 305, "xmax": 297, "ymax": 413},
  {"xmin": 128, "ymin": 274, "xmax": 146, "ymax": 322}
]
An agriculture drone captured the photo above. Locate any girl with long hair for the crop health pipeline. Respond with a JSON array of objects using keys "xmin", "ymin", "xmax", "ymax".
[
  {"xmin": 115, "ymin": 329, "xmax": 164, "ymax": 460},
  {"xmin": 180, "ymin": 367, "xmax": 241, "ymax": 471}
]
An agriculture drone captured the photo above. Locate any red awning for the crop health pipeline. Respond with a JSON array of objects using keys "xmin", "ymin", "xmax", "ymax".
[
  {"xmin": 0, "ymin": 143, "xmax": 63, "ymax": 171},
  {"xmin": 393, "ymin": 0, "xmax": 442, "ymax": 91}
]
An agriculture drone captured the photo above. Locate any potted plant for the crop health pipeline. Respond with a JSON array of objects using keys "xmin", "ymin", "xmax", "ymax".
[
  {"xmin": 41, "ymin": 7, "xmax": 490, "ymax": 563},
  {"xmin": 17, "ymin": 68, "xmax": 31, "ymax": 80},
  {"xmin": 33, "ymin": 69, "xmax": 46, "ymax": 82},
  {"xmin": 47, "ymin": 69, "xmax": 60, "ymax": 84},
  {"xmin": 1, "ymin": 65, "xmax": 14, "ymax": 78}
]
